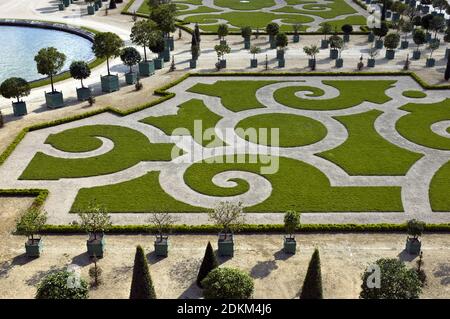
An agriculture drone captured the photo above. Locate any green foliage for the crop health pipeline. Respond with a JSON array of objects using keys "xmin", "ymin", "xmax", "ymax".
[
  {"xmin": 384, "ymin": 33, "xmax": 400, "ymax": 50},
  {"xmin": 130, "ymin": 245, "xmax": 157, "ymax": 299},
  {"xmin": 413, "ymin": 28, "xmax": 426, "ymax": 47},
  {"xmin": 217, "ymin": 23, "xmax": 229, "ymax": 39},
  {"xmin": 149, "ymin": 31, "xmax": 165, "ymax": 53},
  {"xmin": 202, "ymin": 267, "xmax": 254, "ymax": 299},
  {"xmin": 303, "ymin": 45, "xmax": 320, "ymax": 59},
  {"xmin": 360, "ymin": 258, "xmax": 422, "ymax": 299},
  {"xmin": 149, "ymin": 3, "xmax": 178, "ymax": 34},
  {"xmin": 320, "ymin": 22, "xmax": 332, "ymax": 39},
  {"xmin": 284, "ymin": 210, "xmax": 300, "ymax": 236},
  {"xmin": 77, "ymin": 202, "xmax": 112, "ymax": 237},
  {"xmin": 214, "ymin": 43, "xmax": 231, "ymax": 59},
  {"xmin": 120, "ymin": 47, "xmax": 142, "ymax": 72},
  {"xmin": 130, "ymin": 19, "xmax": 158, "ymax": 61},
  {"xmin": 373, "ymin": 22, "xmax": 389, "ymax": 39},
  {"xmin": 300, "ymin": 249, "xmax": 323, "ymax": 299},
  {"xmin": 241, "ymin": 26, "xmax": 252, "ymax": 39},
  {"xmin": 36, "ymin": 270, "xmax": 89, "ymax": 299},
  {"xmin": 407, "ymin": 219, "xmax": 426, "ymax": 238},
  {"xmin": 196, "ymin": 241, "xmax": 219, "ymax": 287},
  {"xmin": 329, "ymin": 34, "xmax": 344, "ymax": 49},
  {"xmin": 266, "ymin": 22, "xmax": 280, "ymax": 36},
  {"xmin": 69, "ymin": 61, "xmax": 91, "ymax": 87},
  {"xmin": 208, "ymin": 201, "xmax": 246, "ymax": 233},
  {"xmin": 250, "ymin": 45, "xmax": 261, "ymax": 58},
  {"xmin": 16, "ymin": 207, "xmax": 47, "ymax": 240},
  {"xmin": 34, "ymin": 47, "xmax": 66, "ymax": 92},
  {"xmin": 92, "ymin": 32, "xmax": 124, "ymax": 74},
  {"xmin": 275, "ymin": 32, "xmax": 288, "ymax": 49},
  {"xmin": 341, "ymin": 24, "xmax": 353, "ymax": 34},
  {"xmin": 0, "ymin": 77, "xmax": 30, "ymax": 102}
]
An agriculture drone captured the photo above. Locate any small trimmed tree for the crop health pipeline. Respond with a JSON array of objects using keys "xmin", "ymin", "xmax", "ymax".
[
  {"xmin": 320, "ymin": 22, "xmax": 332, "ymax": 41},
  {"xmin": 407, "ymin": 219, "xmax": 426, "ymax": 240},
  {"xmin": 384, "ymin": 33, "xmax": 400, "ymax": 50},
  {"xmin": 130, "ymin": 19, "xmax": 158, "ymax": 62},
  {"xmin": 329, "ymin": 33, "xmax": 344, "ymax": 58},
  {"xmin": 413, "ymin": 28, "xmax": 427, "ymax": 53},
  {"xmin": 149, "ymin": 31, "xmax": 166, "ymax": 58},
  {"xmin": 300, "ymin": 249, "xmax": 323, "ymax": 299},
  {"xmin": 284, "ymin": 210, "xmax": 300, "ymax": 240},
  {"xmin": 130, "ymin": 245, "xmax": 156, "ymax": 299},
  {"xmin": 148, "ymin": 212, "xmax": 176, "ymax": 242},
  {"xmin": 341, "ymin": 24, "xmax": 353, "ymax": 41},
  {"xmin": 241, "ymin": 26, "xmax": 252, "ymax": 41},
  {"xmin": 34, "ymin": 47, "xmax": 66, "ymax": 93},
  {"xmin": 0, "ymin": 77, "xmax": 30, "ymax": 103},
  {"xmin": 202, "ymin": 267, "xmax": 254, "ymax": 299},
  {"xmin": 400, "ymin": 20, "xmax": 413, "ymax": 42},
  {"xmin": 208, "ymin": 201, "xmax": 246, "ymax": 234},
  {"xmin": 120, "ymin": 47, "xmax": 142, "ymax": 73},
  {"xmin": 275, "ymin": 32, "xmax": 288, "ymax": 51},
  {"xmin": 427, "ymin": 38, "xmax": 440, "ymax": 59},
  {"xmin": 194, "ymin": 23, "xmax": 201, "ymax": 43},
  {"xmin": 78, "ymin": 203, "xmax": 112, "ymax": 240},
  {"xmin": 360, "ymin": 258, "xmax": 422, "ymax": 299},
  {"xmin": 214, "ymin": 43, "xmax": 231, "ymax": 62},
  {"xmin": 16, "ymin": 207, "xmax": 47, "ymax": 243},
  {"xmin": 250, "ymin": 45, "xmax": 261, "ymax": 60},
  {"xmin": 266, "ymin": 22, "xmax": 279, "ymax": 41},
  {"xmin": 303, "ymin": 44, "xmax": 320, "ymax": 70},
  {"xmin": 196, "ymin": 241, "xmax": 219, "ymax": 288},
  {"xmin": 430, "ymin": 15, "xmax": 445, "ymax": 40},
  {"xmin": 69, "ymin": 61, "xmax": 91, "ymax": 88},
  {"xmin": 293, "ymin": 23, "xmax": 301, "ymax": 36},
  {"xmin": 92, "ymin": 32, "xmax": 124, "ymax": 76},
  {"xmin": 36, "ymin": 270, "xmax": 89, "ymax": 299},
  {"xmin": 149, "ymin": 2, "xmax": 177, "ymax": 38},
  {"xmin": 109, "ymin": 0, "xmax": 116, "ymax": 9},
  {"xmin": 217, "ymin": 24, "xmax": 229, "ymax": 42},
  {"xmin": 373, "ymin": 21, "xmax": 389, "ymax": 41}
]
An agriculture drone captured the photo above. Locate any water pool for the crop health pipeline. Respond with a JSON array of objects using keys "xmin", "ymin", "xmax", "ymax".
[{"xmin": 0, "ymin": 25, "xmax": 95, "ymax": 83}]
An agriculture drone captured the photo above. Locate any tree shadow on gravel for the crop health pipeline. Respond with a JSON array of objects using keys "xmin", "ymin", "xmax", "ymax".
[
  {"xmin": 250, "ymin": 260, "xmax": 278, "ymax": 279},
  {"xmin": 433, "ymin": 263, "xmax": 450, "ymax": 286},
  {"xmin": 71, "ymin": 252, "xmax": 92, "ymax": 267},
  {"xmin": 178, "ymin": 281, "xmax": 202, "ymax": 299},
  {"xmin": 25, "ymin": 265, "xmax": 62, "ymax": 287},
  {"xmin": 274, "ymin": 249, "xmax": 294, "ymax": 261},
  {"xmin": 397, "ymin": 249, "xmax": 417, "ymax": 262},
  {"xmin": 0, "ymin": 254, "xmax": 36, "ymax": 279}
]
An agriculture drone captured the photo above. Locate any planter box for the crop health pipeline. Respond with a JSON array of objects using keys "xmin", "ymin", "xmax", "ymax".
[
  {"xmin": 25, "ymin": 239, "xmax": 43, "ymax": 258},
  {"xmin": 386, "ymin": 10, "xmax": 392, "ymax": 19},
  {"xmin": 94, "ymin": 3, "xmax": 99, "ymax": 11},
  {"xmin": 308, "ymin": 58, "xmax": 316, "ymax": 68},
  {"xmin": 219, "ymin": 59, "xmax": 226, "ymax": 68},
  {"xmin": 367, "ymin": 58, "xmax": 376, "ymax": 67},
  {"xmin": 392, "ymin": 12, "xmax": 400, "ymax": 21},
  {"xmin": 375, "ymin": 39, "xmax": 384, "ymax": 49},
  {"xmin": 154, "ymin": 58, "xmax": 164, "ymax": 69},
  {"xmin": 401, "ymin": 40, "xmax": 409, "ymax": 49},
  {"xmin": 276, "ymin": 49, "xmax": 285, "ymax": 60},
  {"xmin": 218, "ymin": 233, "xmax": 234, "ymax": 257},
  {"xmin": 58, "ymin": 3, "xmax": 65, "ymax": 10},
  {"xmin": 283, "ymin": 237, "xmax": 296, "ymax": 254},
  {"xmin": 45, "ymin": 91, "xmax": 64, "ymax": 109},
  {"xmin": 190, "ymin": 59, "xmax": 197, "ymax": 69},
  {"xmin": 321, "ymin": 39, "xmax": 329, "ymax": 49},
  {"xmin": 244, "ymin": 39, "xmax": 250, "ymax": 49},
  {"xmin": 165, "ymin": 37, "xmax": 174, "ymax": 51},
  {"xmin": 335, "ymin": 58, "xmax": 343, "ymax": 68},
  {"xmin": 138, "ymin": 60, "xmax": 155, "ymax": 76},
  {"xmin": 293, "ymin": 34, "xmax": 300, "ymax": 43},
  {"xmin": 12, "ymin": 101, "xmax": 27, "ymax": 116},
  {"xmin": 445, "ymin": 48, "xmax": 450, "ymax": 59},
  {"xmin": 329, "ymin": 49, "xmax": 338, "ymax": 59},
  {"xmin": 76, "ymin": 87, "xmax": 91, "ymax": 101},
  {"xmin": 87, "ymin": 233, "xmax": 105, "ymax": 258},
  {"xmin": 368, "ymin": 32, "xmax": 375, "ymax": 42},
  {"xmin": 63, "ymin": 0, "xmax": 70, "ymax": 7},
  {"xmin": 413, "ymin": 50, "xmax": 421, "ymax": 59},
  {"xmin": 125, "ymin": 72, "xmax": 137, "ymax": 85},
  {"xmin": 343, "ymin": 34, "xmax": 350, "ymax": 42},
  {"xmin": 426, "ymin": 58, "xmax": 435, "ymax": 67},
  {"xmin": 405, "ymin": 237, "xmax": 421, "ymax": 255},
  {"xmin": 220, "ymin": 40, "xmax": 227, "ymax": 46},
  {"xmin": 158, "ymin": 49, "xmax": 170, "ymax": 62},
  {"xmin": 278, "ymin": 58, "xmax": 285, "ymax": 68},
  {"xmin": 250, "ymin": 58, "xmax": 258, "ymax": 68},
  {"xmin": 154, "ymin": 237, "xmax": 169, "ymax": 257},
  {"xmin": 270, "ymin": 39, "xmax": 276, "ymax": 49},
  {"xmin": 100, "ymin": 74, "xmax": 119, "ymax": 93},
  {"xmin": 269, "ymin": 34, "xmax": 274, "ymax": 43},
  {"xmin": 385, "ymin": 49, "xmax": 396, "ymax": 60},
  {"xmin": 87, "ymin": 5, "xmax": 95, "ymax": 15}
]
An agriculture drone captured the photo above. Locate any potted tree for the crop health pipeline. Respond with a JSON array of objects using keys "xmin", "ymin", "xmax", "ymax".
[
  {"xmin": 241, "ymin": 26, "xmax": 252, "ymax": 49},
  {"xmin": 341, "ymin": 24, "xmax": 353, "ymax": 42},
  {"xmin": 275, "ymin": 32, "xmax": 288, "ymax": 66},
  {"xmin": 86, "ymin": 0, "xmax": 95, "ymax": 14},
  {"xmin": 149, "ymin": 2, "xmax": 177, "ymax": 57},
  {"xmin": 217, "ymin": 24, "xmax": 229, "ymax": 46},
  {"xmin": 120, "ymin": 47, "xmax": 141, "ymax": 85},
  {"xmin": 149, "ymin": 32, "xmax": 166, "ymax": 69},
  {"xmin": 283, "ymin": 211, "xmax": 300, "ymax": 254},
  {"xmin": 70, "ymin": 61, "xmax": 91, "ymax": 101},
  {"xmin": 35, "ymin": 47, "xmax": 66, "ymax": 109},
  {"xmin": 405, "ymin": 219, "xmax": 425, "ymax": 254},
  {"xmin": 0, "ymin": 77, "xmax": 30, "ymax": 116},
  {"xmin": 208, "ymin": 201, "xmax": 246, "ymax": 257},
  {"xmin": 426, "ymin": 39, "xmax": 439, "ymax": 66},
  {"xmin": 320, "ymin": 22, "xmax": 332, "ymax": 48},
  {"xmin": 130, "ymin": 20, "xmax": 156, "ymax": 77},
  {"xmin": 78, "ymin": 203, "xmax": 112, "ymax": 258},
  {"xmin": 421, "ymin": 13, "xmax": 434, "ymax": 41},
  {"xmin": 444, "ymin": 27, "xmax": 450, "ymax": 58},
  {"xmin": 293, "ymin": 23, "xmax": 301, "ymax": 43},
  {"xmin": 16, "ymin": 207, "xmax": 47, "ymax": 258},
  {"xmin": 413, "ymin": 28, "xmax": 426, "ymax": 59},
  {"xmin": 303, "ymin": 44, "xmax": 320, "ymax": 70},
  {"xmin": 373, "ymin": 22, "xmax": 389, "ymax": 49},
  {"xmin": 214, "ymin": 43, "xmax": 231, "ymax": 69},
  {"xmin": 367, "ymin": 45, "xmax": 378, "ymax": 67},
  {"xmin": 430, "ymin": 14, "xmax": 445, "ymax": 43},
  {"xmin": 249, "ymin": 45, "xmax": 261, "ymax": 68},
  {"xmin": 329, "ymin": 33, "xmax": 343, "ymax": 60},
  {"xmin": 400, "ymin": 20, "xmax": 413, "ymax": 48},
  {"xmin": 384, "ymin": 32, "xmax": 400, "ymax": 59},
  {"xmin": 266, "ymin": 22, "xmax": 279, "ymax": 49},
  {"xmin": 92, "ymin": 32, "xmax": 123, "ymax": 93},
  {"xmin": 149, "ymin": 213, "xmax": 176, "ymax": 257}
]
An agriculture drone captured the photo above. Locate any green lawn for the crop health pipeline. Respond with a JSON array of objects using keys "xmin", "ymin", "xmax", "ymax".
[
  {"xmin": 319, "ymin": 15, "xmax": 368, "ymax": 29},
  {"xmin": 235, "ymin": 113, "xmax": 327, "ymax": 147},
  {"xmin": 141, "ymin": 99, "xmax": 225, "ymax": 147},
  {"xmin": 20, "ymin": 125, "xmax": 176, "ymax": 180},
  {"xmin": 274, "ymin": 0, "xmax": 357, "ymax": 19},
  {"xmin": 402, "ymin": 90, "xmax": 427, "ymax": 98},
  {"xmin": 396, "ymin": 99, "xmax": 450, "ymax": 150},
  {"xmin": 317, "ymin": 110, "xmax": 423, "ymax": 176},
  {"xmin": 214, "ymin": 0, "xmax": 276, "ymax": 10},
  {"xmin": 184, "ymin": 155, "xmax": 403, "ymax": 212},
  {"xmin": 430, "ymin": 161, "xmax": 450, "ymax": 212},
  {"xmin": 188, "ymin": 80, "xmax": 280, "ymax": 112},
  {"xmin": 273, "ymin": 80, "xmax": 395, "ymax": 110}
]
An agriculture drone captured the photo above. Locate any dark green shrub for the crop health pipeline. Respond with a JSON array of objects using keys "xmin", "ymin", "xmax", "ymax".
[
  {"xmin": 300, "ymin": 249, "xmax": 323, "ymax": 299},
  {"xmin": 36, "ymin": 270, "xmax": 88, "ymax": 299},
  {"xmin": 70, "ymin": 61, "xmax": 91, "ymax": 88},
  {"xmin": 196, "ymin": 241, "xmax": 219, "ymax": 288},
  {"xmin": 407, "ymin": 219, "xmax": 425, "ymax": 239},
  {"xmin": 202, "ymin": 267, "xmax": 254, "ymax": 299},
  {"xmin": 130, "ymin": 245, "xmax": 156, "ymax": 299},
  {"xmin": 0, "ymin": 77, "xmax": 30, "ymax": 103}
]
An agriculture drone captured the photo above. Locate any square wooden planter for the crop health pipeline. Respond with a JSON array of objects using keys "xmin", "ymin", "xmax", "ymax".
[
  {"xmin": 335, "ymin": 58, "xmax": 343, "ymax": 68},
  {"xmin": 154, "ymin": 236, "xmax": 169, "ymax": 257},
  {"xmin": 218, "ymin": 233, "xmax": 234, "ymax": 257},
  {"xmin": 283, "ymin": 237, "xmax": 296, "ymax": 254},
  {"xmin": 125, "ymin": 72, "xmax": 137, "ymax": 85},
  {"xmin": 293, "ymin": 34, "xmax": 300, "ymax": 43},
  {"xmin": 158, "ymin": 49, "xmax": 170, "ymax": 62},
  {"xmin": 63, "ymin": 0, "xmax": 70, "ymax": 7},
  {"xmin": 401, "ymin": 41, "xmax": 409, "ymax": 49},
  {"xmin": 367, "ymin": 58, "xmax": 376, "ymax": 67},
  {"xmin": 87, "ymin": 5, "xmax": 95, "ymax": 14},
  {"xmin": 87, "ymin": 233, "xmax": 105, "ymax": 258},
  {"xmin": 375, "ymin": 39, "xmax": 384, "ymax": 49},
  {"xmin": 276, "ymin": 49, "xmax": 285, "ymax": 60},
  {"xmin": 25, "ymin": 238, "xmax": 43, "ymax": 258},
  {"xmin": 45, "ymin": 91, "xmax": 64, "ymax": 109},
  {"xmin": 426, "ymin": 58, "xmax": 435, "ymax": 67},
  {"xmin": 100, "ymin": 74, "xmax": 119, "ymax": 93},
  {"xmin": 244, "ymin": 39, "xmax": 251, "ymax": 49},
  {"xmin": 278, "ymin": 58, "xmax": 285, "ymax": 68},
  {"xmin": 138, "ymin": 60, "xmax": 155, "ymax": 76},
  {"xmin": 250, "ymin": 58, "xmax": 258, "ymax": 68},
  {"xmin": 329, "ymin": 49, "xmax": 338, "ymax": 59},
  {"xmin": 76, "ymin": 87, "xmax": 91, "ymax": 101},
  {"xmin": 154, "ymin": 58, "xmax": 164, "ymax": 69},
  {"xmin": 385, "ymin": 49, "xmax": 396, "ymax": 60},
  {"xmin": 321, "ymin": 39, "xmax": 329, "ymax": 49},
  {"xmin": 308, "ymin": 58, "xmax": 316, "ymax": 68},
  {"xmin": 368, "ymin": 32, "xmax": 375, "ymax": 42},
  {"xmin": 12, "ymin": 101, "xmax": 27, "ymax": 116},
  {"xmin": 413, "ymin": 50, "xmax": 421, "ymax": 59},
  {"xmin": 190, "ymin": 59, "xmax": 197, "ymax": 69},
  {"xmin": 405, "ymin": 237, "xmax": 421, "ymax": 255},
  {"xmin": 219, "ymin": 59, "xmax": 227, "ymax": 69}
]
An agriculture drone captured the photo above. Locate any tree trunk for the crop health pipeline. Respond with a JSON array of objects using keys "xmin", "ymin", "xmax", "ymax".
[
  {"xmin": 81, "ymin": 78, "xmax": 84, "ymax": 88},
  {"xmin": 50, "ymin": 74, "xmax": 55, "ymax": 92},
  {"xmin": 445, "ymin": 54, "xmax": 450, "ymax": 80},
  {"xmin": 144, "ymin": 45, "xmax": 147, "ymax": 61},
  {"xmin": 107, "ymin": 58, "xmax": 110, "ymax": 76}
]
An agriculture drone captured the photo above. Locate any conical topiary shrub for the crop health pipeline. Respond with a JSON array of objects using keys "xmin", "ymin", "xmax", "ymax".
[
  {"xmin": 197, "ymin": 241, "xmax": 219, "ymax": 288},
  {"xmin": 129, "ymin": 245, "xmax": 156, "ymax": 299},
  {"xmin": 300, "ymin": 248, "xmax": 323, "ymax": 299}
]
